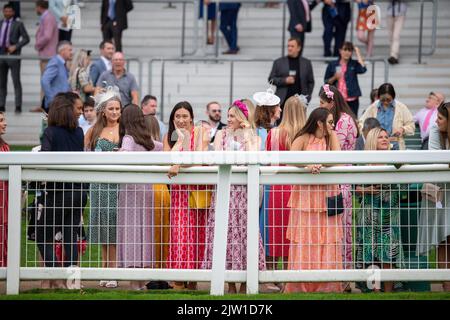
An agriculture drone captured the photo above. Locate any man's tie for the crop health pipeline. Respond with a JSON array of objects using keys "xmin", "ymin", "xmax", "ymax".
[
  {"xmin": 1, "ymin": 20, "xmax": 11, "ymax": 49},
  {"xmin": 301, "ymin": 0, "xmax": 310, "ymax": 22}
]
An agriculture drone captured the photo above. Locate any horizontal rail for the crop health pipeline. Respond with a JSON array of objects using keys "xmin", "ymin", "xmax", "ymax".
[
  {"xmin": 1, "ymin": 164, "xmax": 448, "ymax": 184},
  {"xmin": 2, "ymin": 151, "xmax": 450, "ymax": 165},
  {"xmin": 7, "ymin": 269, "xmax": 449, "ymax": 283}
]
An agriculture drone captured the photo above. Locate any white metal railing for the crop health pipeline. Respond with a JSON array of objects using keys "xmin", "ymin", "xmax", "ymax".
[{"xmin": 1, "ymin": 151, "xmax": 450, "ymax": 295}]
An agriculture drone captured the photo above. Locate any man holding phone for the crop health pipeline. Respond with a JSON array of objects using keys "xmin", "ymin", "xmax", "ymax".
[{"xmin": 268, "ymin": 38, "xmax": 315, "ymax": 120}]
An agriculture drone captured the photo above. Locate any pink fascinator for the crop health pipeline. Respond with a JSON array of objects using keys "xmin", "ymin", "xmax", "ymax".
[
  {"xmin": 323, "ymin": 84, "xmax": 334, "ymax": 100},
  {"xmin": 232, "ymin": 100, "xmax": 249, "ymax": 119}
]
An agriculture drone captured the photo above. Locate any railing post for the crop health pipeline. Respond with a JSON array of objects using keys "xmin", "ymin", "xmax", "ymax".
[
  {"xmin": 215, "ymin": 3, "xmax": 220, "ymax": 58},
  {"xmin": 148, "ymin": 59, "xmax": 153, "ymax": 98},
  {"xmin": 210, "ymin": 164, "xmax": 232, "ymax": 296},
  {"xmin": 384, "ymin": 58, "xmax": 389, "ymax": 83},
  {"xmin": 181, "ymin": 2, "xmax": 187, "ymax": 57},
  {"xmin": 418, "ymin": 0, "xmax": 425, "ymax": 64},
  {"xmin": 350, "ymin": 0, "xmax": 354, "ymax": 43},
  {"xmin": 229, "ymin": 61, "xmax": 234, "ymax": 107},
  {"xmin": 160, "ymin": 60, "xmax": 165, "ymax": 123},
  {"xmin": 138, "ymin": 59, "xmax": 143, "ymax": 99},
  {"xmin": 371, "ymin": 60, "xmax": 375, "ymax": 91},
  {"xmin": 281, "ymin": 1, "xmax": 286, "ymax": 57},
  {"xmin": 246, "ymin": 164, "xmax": 260, "ymax": 294},
  {"xmin": 6, "ymin": 165, "xmax": 22, "ymax": 295}
]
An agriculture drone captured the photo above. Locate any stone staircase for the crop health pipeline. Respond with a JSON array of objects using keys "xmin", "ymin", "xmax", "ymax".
[{"xmin": 3, "ymin": 0, "xmax": 449, "ymax": 145}]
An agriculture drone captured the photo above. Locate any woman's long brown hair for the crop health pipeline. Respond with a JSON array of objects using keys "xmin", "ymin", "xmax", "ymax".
[
  {"xmin": 438, "ymin": 102, "xmax": 450, "ymax": 149},
  {"xmin": 119, "ymin": 104, "xmax": 155, "ymax": 151}
]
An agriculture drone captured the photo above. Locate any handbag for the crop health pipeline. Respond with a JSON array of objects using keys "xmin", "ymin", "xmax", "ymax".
[
  {"xmin": 189, "ymin": 189, "xmax": 212, "ymax": 209},
  {"xmin": 327, "ymin": 193, "xmax": 344, "ymax": 216}
]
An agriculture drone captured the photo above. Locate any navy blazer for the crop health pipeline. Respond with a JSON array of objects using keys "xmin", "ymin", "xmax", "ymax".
[
  {"xmin": 41, "ymin": 55, "xmax": 70, "ymax": 110},
  {"xmin": 89, "ymin": 58, "xmax": 107, "ymax": 87},
  {"xmin": 287, "ymin": 0, "xmax": 313, "ymax": 34},
  {"xmin": 324, "ymin": 59, "xmax": 367, "ymax": 98},
  {"xmin": 219, "ymin": 2, "xmax": 241, "ymax": 10}
]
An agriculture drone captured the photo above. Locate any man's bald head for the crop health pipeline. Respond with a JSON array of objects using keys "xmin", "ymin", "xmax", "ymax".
[{"xmin": 112, "ymin": 52, "xmax": 125, "ymax": 72}]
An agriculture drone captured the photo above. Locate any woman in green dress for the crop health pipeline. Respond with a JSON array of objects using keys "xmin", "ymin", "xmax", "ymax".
[
  {"xmin": 355, "ymin": 127, "xmax": 405, "ymax": 292},
  {"xmin": 84, "ymin": 87, "xmax": 122, "ymax": 288}
]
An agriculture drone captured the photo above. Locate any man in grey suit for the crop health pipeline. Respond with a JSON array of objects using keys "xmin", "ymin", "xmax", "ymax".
[
  {"xmin": 0, "ymin": 3, "xmax": 30, "ymax": 113},
  {"xmin": 89, "ymin": 40, "xmax": 115, "ymax": 86},
  {"xmin": 268, "ymin": 37, "xmax": 314, "ymax": 116}
]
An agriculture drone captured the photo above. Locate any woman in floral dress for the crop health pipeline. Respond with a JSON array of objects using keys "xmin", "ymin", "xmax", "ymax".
[{"xmin": 202, "ymin": 100, "xmax": 265, "ymax": 294}]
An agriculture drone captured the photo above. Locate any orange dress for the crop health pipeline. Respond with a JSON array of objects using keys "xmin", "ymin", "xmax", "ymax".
[{"xmin": 284, "ymin": 135, "xmax": 343, "ymax": 293}]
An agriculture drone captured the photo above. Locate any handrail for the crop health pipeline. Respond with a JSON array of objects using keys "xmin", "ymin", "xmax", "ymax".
[
  {"xmin": 1, "ymin": 150, "xmax": 449, "ymax": 165},
  {"xmin": 148, "ymin": 56, "xmax": 389, "ymax": 122}
]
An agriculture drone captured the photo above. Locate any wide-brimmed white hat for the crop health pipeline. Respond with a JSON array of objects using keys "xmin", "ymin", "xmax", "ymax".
[{"xmin": 253, "ymin": 87, "xmax": 281, "ymax": 107}]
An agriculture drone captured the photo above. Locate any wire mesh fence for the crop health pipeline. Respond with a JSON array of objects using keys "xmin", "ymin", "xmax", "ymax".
[{"xmin": 20, "ymin": 180, "xmax": 449, "ymax": 274}]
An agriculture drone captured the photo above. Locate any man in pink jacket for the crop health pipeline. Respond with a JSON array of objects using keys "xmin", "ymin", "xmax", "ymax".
[{"xmin": 34, "ymin": 0, "xmax": 58, "ymax": 111}]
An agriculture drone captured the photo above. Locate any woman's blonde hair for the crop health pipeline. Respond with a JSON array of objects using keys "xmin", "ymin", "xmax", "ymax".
[
  {"xmin": 229, "ymin": 105, "xmax": 250, "ymax": 128},
  {"xmin": 85, "ymin": 97, "xmax": 122, "ymax": 151},
  {"xmin": 278, "ymin": 95, "xmax": 307, "ymax": 149},
  {"xmin": 241, "ymin": 98, "xmax": 255, "ymax": 128},
  {"xmin": 69, "ymin": 49, "xmax": 90, "ymax": 86},
  {"xmin": 365, "ymin": 127, "xmax": 390, "ymax": 151}
]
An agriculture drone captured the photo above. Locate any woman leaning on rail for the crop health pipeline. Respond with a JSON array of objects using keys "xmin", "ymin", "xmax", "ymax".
[{"xmin": 417, "ymin": 102, "xmax": 450, "ymax": 292}]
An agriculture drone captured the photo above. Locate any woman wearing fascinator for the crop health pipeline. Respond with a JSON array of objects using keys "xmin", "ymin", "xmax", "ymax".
[
  {"xmin": 252, "ymin": 87, "xmax": 283, "ymax": 292},
  {"xmin": 265, "ymin": 94, "xmax": 307, "ymax": 290},
  {"xmin": 84, "ymin": 86, "xmax": 122, "ymax": 289},
  {"xmin": 202, "ymin": 100, "xmax": 265, "ymax": 294},
  {"xmin": 319, "ymin": 84, "xmax": 359, "ymax": 284}
]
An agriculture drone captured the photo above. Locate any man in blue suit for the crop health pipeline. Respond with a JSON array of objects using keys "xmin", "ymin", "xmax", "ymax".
[
  {"xmin": 41, "ymin": 40, "xmax": 72, "ymax": 112},
  {"xmin": 89, "ymin": 40, "xmax": 115, "ymax": 86},
  {"xmin": 219, "ymin": 2, "xmax": 240, "ymax": 54}
]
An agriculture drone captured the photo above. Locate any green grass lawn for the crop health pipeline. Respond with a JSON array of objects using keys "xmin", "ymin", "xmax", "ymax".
[
  {"xmin": 0, "ymin": 289, "xmax": 449, "ymax": 300},
  {"xmin": 9, "ymin": 145, "xmax": 33, "ymax": 152}
]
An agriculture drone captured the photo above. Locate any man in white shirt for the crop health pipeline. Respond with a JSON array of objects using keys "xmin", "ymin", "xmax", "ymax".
[
  {"xmin": 414, "ymin": 91, "xmax": 445, "ymax": 149},
  {"xmin": 89, "ymin": 39, "xmax": 115, "ymax": 86}
]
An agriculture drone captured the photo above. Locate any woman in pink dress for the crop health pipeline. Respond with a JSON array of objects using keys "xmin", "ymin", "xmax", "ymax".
[
  {"xmin": 266, "ymin": 95, "xmax": 307, "ymax": 276},
  {"xmin": 117, "ymin": 105, "xmax": 163, "ymax": 290},
  {"xmin": 0, "ymin": 112, "xmax": 8, "ymax": 268},
  {"xmin": 319, "ymin": 85, "xmax": 359, "ymax": 276},
  {"xmin": 164, "ymin": 101, "xmax": 210, "ymax": 290},
  {"xmin": 202, "ymin": 100, "xmax": 265, "ymax": 294},
  {"xmin": 285, "ymin": 107, "xmax": 344, "ymax": 293}
]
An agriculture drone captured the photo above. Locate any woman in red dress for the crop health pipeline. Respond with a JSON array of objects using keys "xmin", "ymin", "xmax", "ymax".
[
  {"xmin": 164, "ymin": 101, "xmax": 210, "ymax": 290},
  {"xmin": 0, "ymin": 112, "xmax": 9, "ymax": 267},
  {"xmin": 266, "ymin": 95, "xmax": 307, "ymax": 282}
]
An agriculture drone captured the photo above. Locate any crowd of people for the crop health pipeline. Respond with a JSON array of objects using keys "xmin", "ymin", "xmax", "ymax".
[
  {"xmin": 0, "ymin": 1, "xmax": 448, "ymax": 295},
  {"xmin": 0, "ymin": 0, "xmax": 412, "ymax": 114},
  {"xmin": 0, "ymin": 75, "xmax": 449, "ymax": 293}
]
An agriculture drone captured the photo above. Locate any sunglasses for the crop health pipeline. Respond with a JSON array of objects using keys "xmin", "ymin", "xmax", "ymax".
[{"xmin": 380, "ymin": 95, "xmax": 393, "ymax": 103}]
